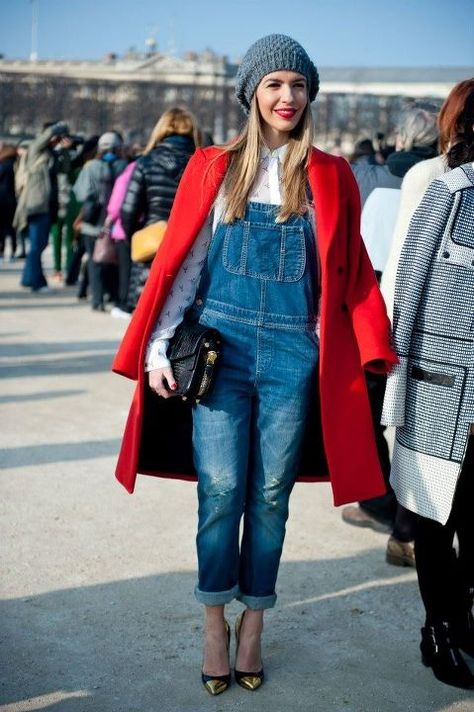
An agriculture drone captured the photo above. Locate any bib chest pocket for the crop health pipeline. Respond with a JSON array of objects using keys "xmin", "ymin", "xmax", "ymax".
[{"xmin": 222, "ymin": 220, "xmax": 306, "ymax": 282}]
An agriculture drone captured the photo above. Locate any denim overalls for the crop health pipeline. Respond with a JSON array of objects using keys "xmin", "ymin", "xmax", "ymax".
[{"xmin": 192, "ymin": 201, "xmax": 319, "ymax": 610}]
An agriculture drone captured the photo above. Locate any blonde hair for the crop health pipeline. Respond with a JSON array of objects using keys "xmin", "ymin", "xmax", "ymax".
[
  {"xmin": 220, "ymin": 94, "xmax": 314, "ymax": 223},
  {"xmin": 144, "ymin": 107, "xmax": 201, "ymax": 154}
]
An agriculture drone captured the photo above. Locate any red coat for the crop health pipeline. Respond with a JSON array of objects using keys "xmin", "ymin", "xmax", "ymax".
[{"xmin": 112, "ymin": 146, "xmax": 398, "ymax": 505}]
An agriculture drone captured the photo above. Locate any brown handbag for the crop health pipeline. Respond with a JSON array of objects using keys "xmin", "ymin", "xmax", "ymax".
[
  {"xmin": 131, "ymin": 220, "xmax": 167, "ymax": 263},
  {"xmin": 92, "ymin": 225, "xmax": 118, "ymax": 265}
]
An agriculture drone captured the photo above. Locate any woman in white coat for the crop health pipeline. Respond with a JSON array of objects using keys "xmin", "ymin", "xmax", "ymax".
[{"xmin": 382, "ymin": 78, "xmax": 474, "ymax": 690}]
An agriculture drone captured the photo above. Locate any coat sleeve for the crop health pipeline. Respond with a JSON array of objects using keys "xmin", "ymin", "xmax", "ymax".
[
  {"xmin": 120, "ymin": 161, "xmax": 146, "ymax": 238},
  {"xmin": 107, "ymin": 161, "xmax": 135, "ymax": 224},
  {"xmin": 380, "ymin": 158, "xmax": 445, "ymax": 321},
  {"xmin": 73, "ymin": 161, "xmax": 95, "ymax": 203},
  {"xmin": 339, "ymin": 159, "xmax": 397, "ymax": 373},
  {"xmin": 26, "ymin": 125, "xmax": 56, "ymax": 166},
  {"xmin": 381, "ymin": 179, "xmax": 454, "ymax": 426}
]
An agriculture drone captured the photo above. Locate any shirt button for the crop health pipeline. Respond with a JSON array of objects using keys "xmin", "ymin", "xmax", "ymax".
[{"xmin": 443, "ymin": 251, "xmax": 450, "ymax": 259}]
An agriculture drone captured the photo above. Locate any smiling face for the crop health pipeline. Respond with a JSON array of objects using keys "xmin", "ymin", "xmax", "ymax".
[{"xmin": 255, "ymin": 70, "xmax": 308, "ymax": 149}]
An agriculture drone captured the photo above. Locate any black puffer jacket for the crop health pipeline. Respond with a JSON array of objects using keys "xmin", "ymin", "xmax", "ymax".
[{"xmin": 120, "ymin": 134, "xmax": 195, "ymax": 238}]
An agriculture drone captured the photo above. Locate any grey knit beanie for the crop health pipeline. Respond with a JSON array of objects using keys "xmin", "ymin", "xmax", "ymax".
[{"xmin": 235, "ymin": 34, "xmax": 319, "ymax": 114}]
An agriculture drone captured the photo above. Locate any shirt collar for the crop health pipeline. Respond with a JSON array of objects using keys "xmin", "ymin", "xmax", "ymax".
[{"xmin": 261, "ymin": 143, "xmax": 288, "ymax": 162}]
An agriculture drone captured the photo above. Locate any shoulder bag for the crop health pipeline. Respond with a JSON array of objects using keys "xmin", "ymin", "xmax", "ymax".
[
  {"xmin": 92, "ymin": 224, "xmax": 118, "ymax": 264},
  {"xmin": 131, "ymin": 220, "xmax": 167, "ymax": 263},
  {"xmin": 167, "ymin": 320, "xmax": 221, "ymax": 404}
]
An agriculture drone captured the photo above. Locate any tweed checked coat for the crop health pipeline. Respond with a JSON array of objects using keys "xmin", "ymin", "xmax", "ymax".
[{"xmin": 382, "ymin": 162, "xmax": 474, "ymax": 524}]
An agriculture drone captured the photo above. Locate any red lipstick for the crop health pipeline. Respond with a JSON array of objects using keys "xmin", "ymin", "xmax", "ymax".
[{"xmin": 275, "ymin": 108, "xmax": 297, "ymax": 119}]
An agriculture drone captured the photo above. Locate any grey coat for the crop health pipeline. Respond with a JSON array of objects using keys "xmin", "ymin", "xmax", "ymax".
[
  {"xmin": 382, "ymin": 163, "xmax": 474, "ymax": 524},
  {"xmin": 13, "ymin": 125, "xmax": 59, "ymax": 231},
  {"xmin": 351, "ymin": 162, "xmax": 401, "ymax": 206},
  {"xmin": 73, "ymin": 156, "xmax": 127, "ymax": 236}
]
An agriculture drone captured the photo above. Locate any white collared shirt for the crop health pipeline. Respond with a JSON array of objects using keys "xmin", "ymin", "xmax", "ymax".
[
  {"xmin": 248, "ymin": 143, "xmax": 288, "ymax": 205},
  {"xmin": 145, "ymin": 143, "xmax": 295, "ymax": 371}
]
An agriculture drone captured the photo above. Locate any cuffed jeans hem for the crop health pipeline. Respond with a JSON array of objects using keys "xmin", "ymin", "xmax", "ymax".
[
  {"xmin": 236, "ymin": 593, "xmax": 277, "ymax": 610},
  {"xmin": 194, "ymin": 584, "xmax": 240, "ymax": 606}
]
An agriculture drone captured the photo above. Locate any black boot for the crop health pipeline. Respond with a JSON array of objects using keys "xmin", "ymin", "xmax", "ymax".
[
  {"xmin": 454, "ymin": 589, "xmax": 474, "ymax": 658},
  {"xmin": 420, "ymin": 621, "xmax": 474, "ymax": 689}
]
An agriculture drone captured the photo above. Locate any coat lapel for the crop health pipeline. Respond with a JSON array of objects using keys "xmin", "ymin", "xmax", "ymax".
[
  {"xmin": 159, "ymin": 148, "xmax": 229, "ymax": 274},
  {"xmin": 141, "ymin": 149, "xmax": 229, "ymax": 351},
  {"xmin": 307, "ymin": 149, "xmax": 341, "ymax": 263}
]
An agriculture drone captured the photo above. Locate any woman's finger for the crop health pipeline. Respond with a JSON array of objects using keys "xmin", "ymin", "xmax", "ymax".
[
  {"xmin": 162, "ymin": 366, "xmax": 177, "ymax": 393},
  {"xmin": 148, "ymin": 367, "xmax": 177, "ymax": 398}
]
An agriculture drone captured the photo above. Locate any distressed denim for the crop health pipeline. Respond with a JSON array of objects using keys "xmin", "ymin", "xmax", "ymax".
[{"xmin": 192, "ymin": 202, "xmax": 319, "ymax": 609}]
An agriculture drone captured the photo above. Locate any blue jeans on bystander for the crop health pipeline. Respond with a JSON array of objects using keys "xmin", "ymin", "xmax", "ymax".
[{"xmin": 21, "ymin": 213, "xmax": 50, "ymax": 291}]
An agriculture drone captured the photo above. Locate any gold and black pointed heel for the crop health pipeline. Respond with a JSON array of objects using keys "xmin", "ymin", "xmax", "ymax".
[
  {"xmin": 234, "ymin": 611, "xmax": 264, "ymax": 691},
  {"xmin": 201, "ymin": 619, "xmax": 231, "ymax": 696}
]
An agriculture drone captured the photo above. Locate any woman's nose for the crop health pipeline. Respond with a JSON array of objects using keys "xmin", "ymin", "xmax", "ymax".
[{"xmin": 280, "ymin": 85, "xmax": 295, "ymax": 103}]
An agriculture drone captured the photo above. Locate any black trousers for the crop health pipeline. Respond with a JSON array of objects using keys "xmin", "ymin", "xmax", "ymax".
[
  {"xmin": 0, "ymin": 223, "xmax": 16, "ymax": 256},
  {"xmin": 66, "ymin": 234, "xmax": 86, "ymax": 286},
  {"xmin": 415, "ymin": 435, "xmax": 474, "ymax": 625},
  {"xmin": 360, "ymin": 372, "xmax": 415, "ymax": 541},
  {"xmin": 115, "ymin": 239, "xmax": 132, "ymax": 312},
  {"xmin": 83, "ymin": 234, "xmax": 118, "ymax": 308}
]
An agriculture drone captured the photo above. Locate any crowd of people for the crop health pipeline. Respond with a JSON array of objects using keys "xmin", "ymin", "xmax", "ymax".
[
  {"xmin": 1, "ymin": 36, "xmax": 473, "ymax": 696},
  {"xmin": 0, "ymin": 107, "xmax": 204, "ymax": 319}
]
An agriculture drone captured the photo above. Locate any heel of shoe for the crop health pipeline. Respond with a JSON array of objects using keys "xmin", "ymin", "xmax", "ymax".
[
  {"xmin": 234, "ymin": 611, "xmax": 264, "ymax": 691},
  {"xmin": 201, "ymin": 618, "xmax": 231, "ymax": 696}
]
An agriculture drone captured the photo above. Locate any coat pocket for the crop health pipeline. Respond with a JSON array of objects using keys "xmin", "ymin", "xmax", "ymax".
[{"xmin": 396, "ymin": 357, "xmax": 467, "ymax": 461}]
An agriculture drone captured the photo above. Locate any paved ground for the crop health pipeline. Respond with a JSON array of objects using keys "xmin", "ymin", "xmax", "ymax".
[{"xmin": 1, "ymin": 252, "xmax": 473, "ymax": 712}]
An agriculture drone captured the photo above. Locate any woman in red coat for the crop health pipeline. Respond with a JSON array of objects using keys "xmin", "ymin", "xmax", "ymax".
[{"xmin": 113, "ymin": 35, "xmax": 397, "ymax": 695}]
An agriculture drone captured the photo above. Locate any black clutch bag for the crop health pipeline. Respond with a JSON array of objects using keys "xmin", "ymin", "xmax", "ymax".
[{"xmin": 168, "ymin": 320, "xmax": 221, "ymax": 403}]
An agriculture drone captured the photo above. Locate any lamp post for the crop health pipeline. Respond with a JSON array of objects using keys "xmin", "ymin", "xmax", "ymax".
[{"xmin": 30, "ymin": 0, "xmax": 39, "ymax": 62}]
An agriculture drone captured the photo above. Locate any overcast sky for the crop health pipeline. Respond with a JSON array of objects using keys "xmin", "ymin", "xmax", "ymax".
[{"xmin": 1, "ymin": 0, "xmax": 473, "ymax": 67}]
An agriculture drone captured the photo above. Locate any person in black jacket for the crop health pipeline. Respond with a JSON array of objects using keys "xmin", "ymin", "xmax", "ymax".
[
  {"xmin": 0, "ymin": 144, "xmax": 18, "ymax": 261},
  {"xmin": 121, "ymin": 107, "xmax": 201, "ymax": 310}
]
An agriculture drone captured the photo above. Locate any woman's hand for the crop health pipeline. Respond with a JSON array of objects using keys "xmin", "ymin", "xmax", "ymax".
[{"xmin": 148, "ymin": 367, "xmax": 177, "ymax": 398}]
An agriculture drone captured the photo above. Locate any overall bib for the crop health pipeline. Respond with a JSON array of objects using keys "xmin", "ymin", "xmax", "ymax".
[{"xmin": 192, "ymin": 201, "xmax": 319, "ymax": 609}]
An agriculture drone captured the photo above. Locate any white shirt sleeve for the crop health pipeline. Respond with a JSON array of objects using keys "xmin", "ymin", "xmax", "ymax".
[{"xmin": 144, "ymin": 214, "xmax": 213, "ymax": 371}]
